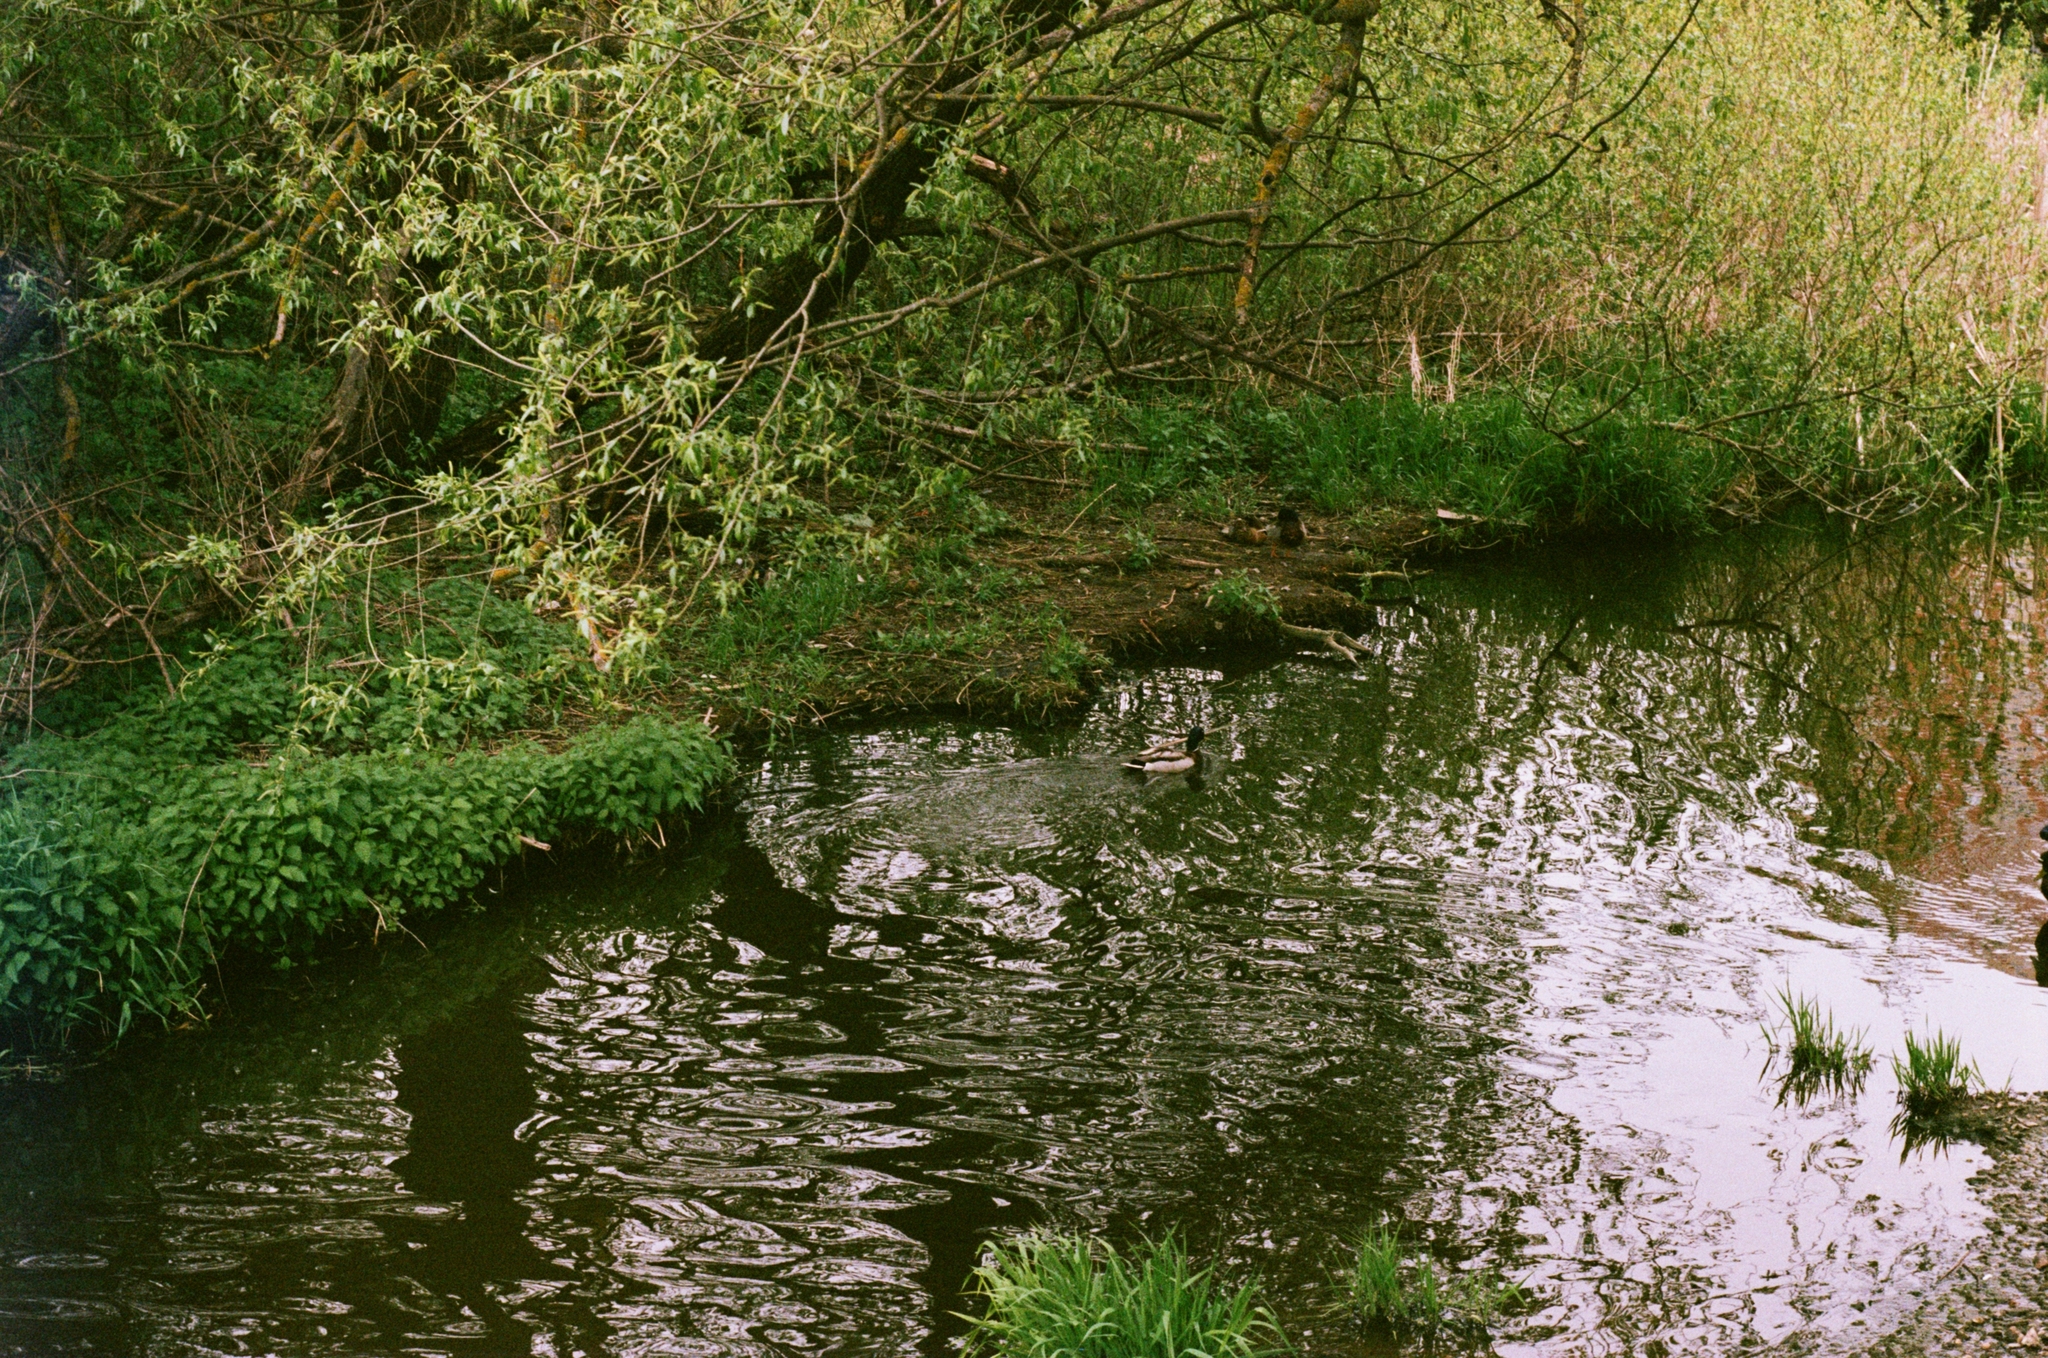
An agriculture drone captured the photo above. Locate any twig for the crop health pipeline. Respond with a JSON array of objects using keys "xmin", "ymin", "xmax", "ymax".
[
  {"xmin": 1279, "ymin": 620, "xmax": 1367, "ymax": 663},
  {"xmin": 1060, "ymin": 485, "xmax": 1117, "ymax": 535}
]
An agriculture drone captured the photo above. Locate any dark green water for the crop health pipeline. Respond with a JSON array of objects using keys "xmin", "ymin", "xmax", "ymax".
[{"xmin": 7, "ymin": 522, "xmax": 2048, "ymax": 1356}]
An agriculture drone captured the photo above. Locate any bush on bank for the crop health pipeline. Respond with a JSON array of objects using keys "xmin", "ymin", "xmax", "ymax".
[
  {"xmin": 0, "ymin": 715, "xmax": 729, "ymax": 1041},
  {"xmin": 0, "ymin": 584, "xmax": 733, "ymax": 1045}
]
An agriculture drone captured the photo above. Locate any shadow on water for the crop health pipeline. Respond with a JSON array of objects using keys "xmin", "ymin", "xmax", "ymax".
[
  {"xmin": 704, "ymin": 837, "xmax": 1040, "ymax": 1352},
  {"xmin": 16, "ymin": 517, "xmax": 2048, "ymax": 1355},
  {"xmin": 379, "ymin": 990, "xmax": 588, "ymax": 1355}
]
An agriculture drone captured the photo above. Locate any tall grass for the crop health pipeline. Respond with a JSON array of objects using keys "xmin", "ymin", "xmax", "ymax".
[
  {"xmin": 1888, "ymin": 1028, "xmax": 1984, "ymax": 1153},
  {"xmin": 1893, "ymin": 1029, "xmax": 1981, "ymax": 1122},
  {"xmin": 1763, "ymin": 988, "xmax": 1874, "ymax": 1105},
  {"xmin": 1097, "ymin": 389, "xmax": 1748, "ymax": 532},
  {"xmin": 962, "ymin": 1233, "xmax": 1280, "ymax": 1358},
  {"xmin": 1346, "ymin": 1223, "xmax": 1522, "ymax": 1338}
]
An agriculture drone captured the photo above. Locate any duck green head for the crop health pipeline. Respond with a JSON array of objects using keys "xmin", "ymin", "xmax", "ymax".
[{"xmin": 1184, "ymin": 725, "xmax": 1206, "ymax": 751}]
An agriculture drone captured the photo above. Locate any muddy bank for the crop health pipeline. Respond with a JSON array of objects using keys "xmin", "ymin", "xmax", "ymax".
[
  {"xmin": 1851, "ymin": 1096, "xmax": 2048, "ymax": 1356},
  {"xmin": 712, "ymin": 492, "xmax": 1451, "ymax": 732}
]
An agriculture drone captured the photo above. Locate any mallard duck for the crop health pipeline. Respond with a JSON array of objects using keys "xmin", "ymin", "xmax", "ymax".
[
  {"xmin": 1223, "ymin": 509, "xmax": 1306, "ymax": 549},
  {"xmin": 1122, "ymin": 725, "xmax": 1205, "ymax": 774}
]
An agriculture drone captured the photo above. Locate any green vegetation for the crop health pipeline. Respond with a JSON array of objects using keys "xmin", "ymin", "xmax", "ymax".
[
  {"xmin": 1205, "ymin": 572, "xmax": 1284, "ymax": 628},
  {"xmin": 1763, "ymin": 988, "xmax": 1875, "ymax": 1105},
  {"xmin": 962, "ymin": 1233, "xmax": 1280, "ymax": 1358},
  {"xmin": 6, "ymin": 0, "xmax": 2047, "ymax": 703},
  {"xmin": 1095, "ymin": 390, "xmax": 1751, "ymax": 532},
  {"xmin": 1346, "ymin": 1223, "xmax": 1523, "ymax": 1341},
  {"xmin": 1893, "ymin": 1029, "xmax": 1982, "ymax": 1124},
  {"xmin": 1120, "ymin": 525, "xmax": 1162, "ymax": 571},
  {"xmin": 1888, "ymin": 1028, "xmax": 1988, "ymax": 1154},
  {"xmin": 8, "ymin": 0, "xmax": 2048, "ymax": 1045},
  {"xmin": 0, "ymin": 580, "xmax": 730, "ymax": 1043}
]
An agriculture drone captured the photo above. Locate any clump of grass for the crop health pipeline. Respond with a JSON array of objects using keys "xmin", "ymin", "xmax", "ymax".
[
  {"xmin": 1205, "ymin": 571, "xmax": 1282, "ymax": 627},
  {"xmin": 1346, "ymin": 1223, "xmax": 1521, "ymax": 1339},
  {"xmin": 1762, "ymin": 987, "xmax": 1873, "ymax": 1105},
  {"xmin": 962, "ymin": 1232, "xmax": 1280, "ymax": 1358},
  {"xmin": 1893, "ymin": 1028, "xmax": 1980, "ymax": 1123}
]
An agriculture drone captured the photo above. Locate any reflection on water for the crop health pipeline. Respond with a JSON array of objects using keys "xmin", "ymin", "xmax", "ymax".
[
  {"xmin": 7, "ymin": 519, "xmax": 2048, "ymax": 1356},
  {"xmin": 386, "ymin": 992, "xmax": 582, "ymax": 1353}
]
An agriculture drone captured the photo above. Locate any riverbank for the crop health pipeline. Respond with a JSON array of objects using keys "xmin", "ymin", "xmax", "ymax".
[
  {"xmin": 0, "ymin": 472, "xmax": 1458, "ymax": 1049},
  {"xmin": 691, "ymin": 485, "xmax": 1447, "ymax": 736},
  {"xmin": 1853, "ymin": 1095, "xmax": 2048, "ymax": 1356},
  {"xmin": 0, "ymin": 454, "xmax": 2025, "ymax": 1051},
  {"xmin": 8, "ymin": 517, "xmax": 2048, "ymax": 1355}
]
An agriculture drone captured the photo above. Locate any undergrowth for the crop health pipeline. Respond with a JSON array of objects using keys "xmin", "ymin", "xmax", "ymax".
[
  {"xmin": 1084, "ymin": 382, "xmax": 2048, "ymax": 533},
  {"xmin": 673, "ymin": 509, "xmax": 1097, "ymax": 726},
  {"xmin": 1205, "ymin": 572, "xmax": 1283, "ymax": 628},
  {"xmin": 0, "ymin": 578, "xmax": 731, "ymax": 1045}
]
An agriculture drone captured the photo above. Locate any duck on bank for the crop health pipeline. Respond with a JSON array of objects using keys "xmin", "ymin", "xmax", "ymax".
[{"xmin": 1221, "ymin": 507, "xmax": 1306, "ymax": 549}]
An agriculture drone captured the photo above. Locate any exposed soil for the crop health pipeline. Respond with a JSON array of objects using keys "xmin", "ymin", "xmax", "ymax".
[
  {"xmin": 1840, "ymin": 1096, "xmax": 2048, "ymax": 1356},
  {"xmin": 736, "ymin": 488, "xmax": 1453, "ymax": 729}
]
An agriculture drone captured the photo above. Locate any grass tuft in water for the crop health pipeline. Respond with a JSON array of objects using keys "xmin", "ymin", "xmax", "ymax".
[
  {"xmin": 962, "ymin": 1231, "xmax": 1281, "ymax": 1358},
  {"xmin": 1892, "ymin": 1028, "xmax": 1980, "ymax": 1122},
  {"xmin": 1762, "ymin": 987, "xmax": 1873, "ymax": 1105},
  {"xmin": 1346, "ymin": 1223, "xmax": 1522, "ymax": 1339}
]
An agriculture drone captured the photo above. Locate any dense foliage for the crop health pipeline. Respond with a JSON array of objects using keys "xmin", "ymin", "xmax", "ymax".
[
  {"xmin": 964, "ymin": 1233, "xmax": 1280, "ymax": 1358},
  {"xmin": 0, "ymin": 581, "xmax": 730, "ymax": 1039},
  {"xmin": 5, "ymin": 0, "xmax": 2048, "ymax": 1038},
  {"xmin": 0, "ymin": 706, "xmax": 729, "ymax": 1038},
  {"xmin": 5, "ymin": 0, "xmax": 2047, "ymax": 696}
]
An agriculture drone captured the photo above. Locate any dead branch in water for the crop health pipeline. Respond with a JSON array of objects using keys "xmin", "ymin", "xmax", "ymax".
[{"xmin": 1279, "ymin": 620, "xmax": 1368, "ymax": 663}]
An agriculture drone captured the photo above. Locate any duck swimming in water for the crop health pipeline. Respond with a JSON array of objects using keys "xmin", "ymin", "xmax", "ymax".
[{"xmin": 1122, "ymin": 725, "xmax": 1205, "ymax": 775}]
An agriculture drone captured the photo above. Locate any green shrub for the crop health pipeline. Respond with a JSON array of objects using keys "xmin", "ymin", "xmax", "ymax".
[
  {"xmin": 1120, "ymin": 524, "xmax": 1161, "ymax": 570},
  {"xmin": 962, "ymin": 1233, "xmax": 1279, "ymax": 1358},
  {"xmin": 1205, "ymin": 572, "xmax": 1282, "ymax": 627},
  {"xmin": 0, "ymin": 715, "xmax": 731, "ymax": 1040}
]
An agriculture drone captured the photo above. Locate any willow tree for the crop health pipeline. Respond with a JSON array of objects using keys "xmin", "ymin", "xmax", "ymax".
[{"xmin": 1, "ymin": 0, "xmax": 2032, "ymax": 704}]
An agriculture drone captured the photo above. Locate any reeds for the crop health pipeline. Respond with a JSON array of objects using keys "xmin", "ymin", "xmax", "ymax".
[
  {"xmin": 962, "ymin": 1232, "xmax": 1280, "ymax": 1358},
  {"xmin": 1346, "ymin": 1223, "xmax": 1521, "ymax": 1338},
  {"xmin": 1756, "ymin": 992, "xmax": 1990, "ymax": 1151},
  {"xmin": 1888, "ymin": 1028, "xmax": 1988, "ymax": 1154},
  {"xmin": 1762, "ymin": 987, "xmax": 1874, "ymax": 1105}
]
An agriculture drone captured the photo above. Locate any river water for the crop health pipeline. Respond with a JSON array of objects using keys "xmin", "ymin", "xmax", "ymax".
[{"xmin": 6, "ymin": 521, "xmax": 2048, "ymax": 1357}]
